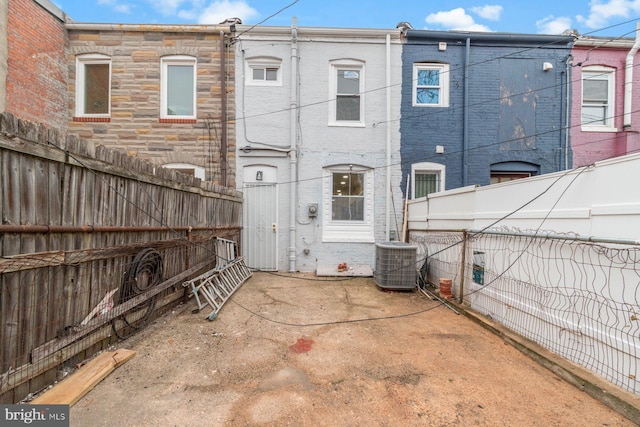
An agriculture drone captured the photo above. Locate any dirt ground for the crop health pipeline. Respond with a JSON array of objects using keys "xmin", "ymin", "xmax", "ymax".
[{"xmin": 68, "ymin": 272, "xmax": 636, "ymax": 426}]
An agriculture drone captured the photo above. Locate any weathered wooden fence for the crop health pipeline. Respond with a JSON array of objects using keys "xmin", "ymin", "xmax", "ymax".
[{"xmin": 0, "ymin": 113, "xmax": 243, "ymax": 403}]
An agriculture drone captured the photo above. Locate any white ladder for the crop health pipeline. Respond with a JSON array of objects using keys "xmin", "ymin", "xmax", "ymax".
[{"xmin": 183, "ymin": 257, "xmax": 253, "ymax": 320}]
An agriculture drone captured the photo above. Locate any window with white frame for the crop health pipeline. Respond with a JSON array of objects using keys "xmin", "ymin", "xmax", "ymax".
[
  {"xmin": 411, "ymin": 162, "xmax": 445, "ymax": 199},
  {"xmin": 75, "ymin": 54, "xmax": 111, "ymax": 117},
  {"xmin": 163, "ymin": 163, "xmax": 205, "ymax": 180},
  {"xmin": 413, "ymin": 63, "xmax": 449, "ymax": 107},
  {"xmin": 246, "ymin": 56, "xmax": 282, "ymax": 86},
  {"xmin": 161, "ymin": 55, "xmax": 197, "ymax": 119},
  {"xmin": 332, "ymin": 172, "xmax": 365, "ymax": 221},
  {"xmin": 329, "ymin": 60, "xmax": 365, "ymax": 126},
  {"xmin": 581, "ymin": 66, "xmax": 615, "ymax": 130},
  {"xmin": 322, "ymin": 165, "xmax": 374, "ymax": 242}
]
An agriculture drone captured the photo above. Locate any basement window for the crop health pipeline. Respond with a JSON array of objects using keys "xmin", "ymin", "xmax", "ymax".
[{"xmin": 163, "ymin": 163, "xmax": 205, "ymax": 180}]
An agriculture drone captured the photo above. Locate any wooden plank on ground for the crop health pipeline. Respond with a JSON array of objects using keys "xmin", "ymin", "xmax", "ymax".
[{"xmin": 30, "ymin": 349, "xmax": 136, "ymax": 406}]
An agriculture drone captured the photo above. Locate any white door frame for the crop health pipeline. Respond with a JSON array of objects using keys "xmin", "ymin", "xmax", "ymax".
[{"xmin": 242, "ymin": 165, "xmax": 278, "ymax": 271}]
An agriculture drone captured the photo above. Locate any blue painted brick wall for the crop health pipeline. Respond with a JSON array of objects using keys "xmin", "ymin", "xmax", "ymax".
[{"xmin": 400, "ymin": 34, "xmax": 573, "ymax": 194}]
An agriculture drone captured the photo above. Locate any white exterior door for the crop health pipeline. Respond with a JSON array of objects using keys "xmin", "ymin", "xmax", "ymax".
[{"xmin": 242, "ymin": 166, "xmax": 278, "ymax": 271}]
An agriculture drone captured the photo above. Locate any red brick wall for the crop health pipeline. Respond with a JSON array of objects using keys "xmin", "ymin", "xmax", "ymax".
[{"xmin": 6, "ymin": 0, "xmax": 68, "ymax": 131}]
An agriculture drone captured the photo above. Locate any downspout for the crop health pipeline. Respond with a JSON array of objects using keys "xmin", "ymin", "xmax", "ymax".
[
  {"xmin": 564, "ymin": 54, "xmax": 572, "ymax": 170},
  {"xmin": 624, "ymin": 23, "xmax": 640, "ymax": 129},
  {"xmin": 463, "ymin": 37, "xmax": 470, "ymax": 186},
  {"xmin": 220, "ymin": 31, "xmax": 228, "ymax": 186},
  {"xmin": 386, "ymin": 34, "xmax": 391, "ymax": 241},
  {"xmin": 289, "ymin": 18, "xmax": 299, "ymax": 272}
]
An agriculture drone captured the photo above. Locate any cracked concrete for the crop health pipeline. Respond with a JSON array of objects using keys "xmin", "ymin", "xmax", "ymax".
[{"xmin": 69, "ymin": 272, "xmax": 636, "ymax": 426}]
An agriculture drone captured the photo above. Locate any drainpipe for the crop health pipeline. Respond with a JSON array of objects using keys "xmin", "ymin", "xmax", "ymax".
[
  {"xmin": 289, "ymin": 18, "xmax": 299, "ymax": 272},
  {"xmin": 564, "ymin": 55, "xmax": 572, "ymax": 170},
  {"xmin": 386, "ymin": 34, "xmax": 391, "ymax": 241},
  {"xmin": 624, "ymin": 23, "xmax": 640, "ymax": 129},
  {"xmin": 463, "ymin": 37, "xmax": 470, "ymax": 186},
  {"xmin": 220, "ymin": 31, "xmax": 228, "ymax": 186}
]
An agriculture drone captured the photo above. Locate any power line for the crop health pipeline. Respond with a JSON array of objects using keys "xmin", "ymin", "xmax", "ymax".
[
  {"xmin": 258, "ymin": 104, "xmax": 640, "ymax": 188},
  {"xmin": 229, "ymin": 166, "xmax": 591, "ymax": 327},
  {"xmin": 230, "ymin": 17, "xmax": 640, "ymax": 182},
  {"xmin": 235, "ymin": 0, "xmax": 300, "ymax": 37},
  {"xmin": 232, "ymin": 18, "xmax": 640, "ymax": 125}
]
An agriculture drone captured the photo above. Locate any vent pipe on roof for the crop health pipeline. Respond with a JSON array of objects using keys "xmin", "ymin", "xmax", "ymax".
[{"xmin": 623, "ymin": 23, "xmax": 640, "ymax": 128}]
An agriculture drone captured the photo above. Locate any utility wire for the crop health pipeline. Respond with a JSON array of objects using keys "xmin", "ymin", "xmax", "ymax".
[
  {"xmin": 229, "ymin": 166, "xmax": 591, "ymax": 327},
  {"xmin": 261, "ymin": 104, "xmax": 640, "ymax": 188},
  {"xmin": 232, "ymin": 18, "xmax": 639, "ymax": 124},
  {"xmin": 235, "ymin": 0, "xmax": 300, "ymax": 37},
  {"xmin": 36, "ymin": 16, "xmax": 640, "ymax": 323}
]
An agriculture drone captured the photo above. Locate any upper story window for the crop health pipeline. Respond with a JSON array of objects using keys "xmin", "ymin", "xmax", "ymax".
[
  {"xmin": 161, "ymin": 55, "xmax": 197, "ymax": 119},
  {"xmin": 411, "ymin": 162, "xmax": 446, "ymax": 199},
  {"xmin": 329, "ymin": 59, "xmax": 365, "ymax": 126},
  {"xmin": 581, "ymin": 66, "xmax": 615, "ymax": 131},
  {"xmin": 246, "ymin": 56, "xmax": 282, "ymax": 86},
  {"xmin": 75, "ymin": 54, "xmax": 111, "ymax": 118},
  {"xmin": 413, "ymin": 63, "xmax": 449, "ymax": 107}
]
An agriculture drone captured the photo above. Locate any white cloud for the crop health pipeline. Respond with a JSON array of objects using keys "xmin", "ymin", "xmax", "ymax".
[
  {"xmin": 98, "ymin": 0, "xmax": 132, "ymax": 14},
  {"xmin": 425, "ymin": 8, "xmax": 492, "ymax": 32},
  {"xmin": 140, "ymin": 0, "xmax": 257, "ymax": 24},
  {"xmin": 197, "ymin": 1, "xmax": 259, "ymax": 25},
  {"xmin": 536, "ymin": 15, "xmax": 572, "ymax": 34},
  {"xmin": 577, "ymin": 0, "xmax": 640, "ymax": 29},
  {"xmin": 114, "ymin": 4, "xmax": 132, "ymax": 13},
  {"xmin": 177, "ymin": 9, "xmax": 198, "ymax": 20},
  {"xmin": 143, "ymin": 0, "xmax": 188, "ymax": 17},
  {"xmin": 470, "ymin": 5, "xmax": 503, "ymax": 21}
]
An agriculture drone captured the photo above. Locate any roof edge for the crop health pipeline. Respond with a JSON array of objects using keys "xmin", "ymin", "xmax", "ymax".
[
  {"xmin": 34, "ymin": 0, "xmax": 67, "ymax": 22},
  {"xmin": 65, "ymin": 22, "xmax": 235, "ymax": 33},
  {"xmin": 234, "ymin": 25, "xmax": 402, "ymax": 38},
  {"xmin": 405, "ymin": 29, "xmax": 574, "ymax": 45}
]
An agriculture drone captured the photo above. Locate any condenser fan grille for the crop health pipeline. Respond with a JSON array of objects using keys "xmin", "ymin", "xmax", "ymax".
[{"xmin": 374, "ymin": 242, "xmax": 417, "ymax": 289}]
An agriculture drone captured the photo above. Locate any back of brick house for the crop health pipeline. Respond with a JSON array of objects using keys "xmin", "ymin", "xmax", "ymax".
[
  {"xmin": 1, "ymin": 0, "xmax": 68, "ymax": 130},
  {"xmin": 66, "ymin": 22, "xmax": 237, "ymax": 186}
]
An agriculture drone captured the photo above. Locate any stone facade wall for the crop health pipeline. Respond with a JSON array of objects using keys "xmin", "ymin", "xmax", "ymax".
[{"xmin": 67, "ymin": 28, "xmax": 236, "ymax": 186}]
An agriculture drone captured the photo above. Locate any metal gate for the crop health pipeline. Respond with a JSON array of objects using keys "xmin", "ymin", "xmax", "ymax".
[{"xmin": 242, "ymin": 182, "xmax": 278, "ymax": 271}]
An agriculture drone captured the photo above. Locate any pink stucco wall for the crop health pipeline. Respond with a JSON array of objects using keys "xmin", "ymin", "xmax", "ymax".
[{"xmin": 571, "ymin": 43, "xmax": 640, "ymax": 167}]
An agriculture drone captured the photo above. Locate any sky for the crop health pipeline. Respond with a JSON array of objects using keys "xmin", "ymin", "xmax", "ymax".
[{"xmin": 56, "ymin": 0, "xmax": 640, "ymax": 38}]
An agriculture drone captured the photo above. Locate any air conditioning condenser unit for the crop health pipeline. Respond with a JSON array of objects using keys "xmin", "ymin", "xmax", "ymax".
[{"xmin": 374, "ymin": 242, "xmax": 417, "ymax": 290}]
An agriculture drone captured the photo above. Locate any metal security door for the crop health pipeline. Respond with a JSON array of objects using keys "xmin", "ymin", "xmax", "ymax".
[{"xmin": 242, "ymin": 182, "xmax": 278, "ymax": 271}]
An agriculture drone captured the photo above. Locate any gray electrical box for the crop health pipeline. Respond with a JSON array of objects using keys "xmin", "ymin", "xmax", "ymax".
[{"xmin": 308, "ymin": 203, "xmax": 318, "ymax": 218}]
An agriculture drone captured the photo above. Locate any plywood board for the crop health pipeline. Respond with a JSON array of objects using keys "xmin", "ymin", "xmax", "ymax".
[{"xmin": 31, "ymin": 349, "xmax": 136, "ymax": 406}]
